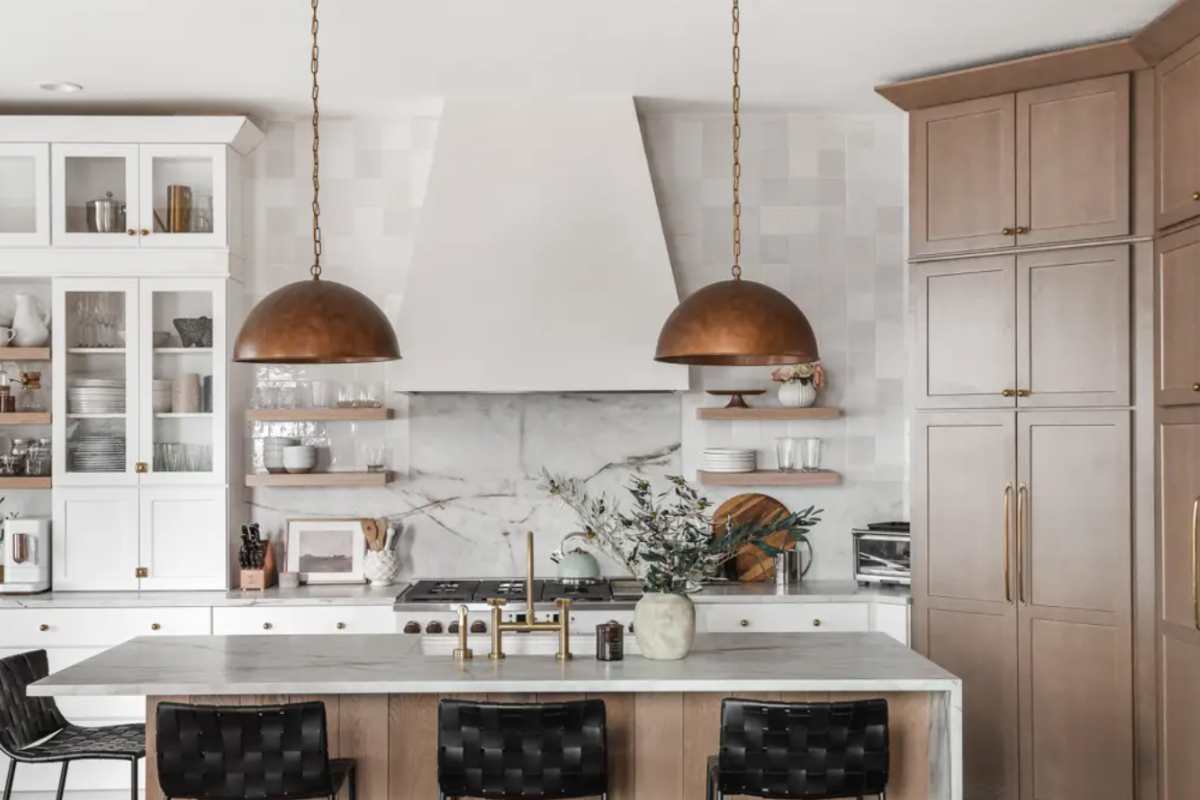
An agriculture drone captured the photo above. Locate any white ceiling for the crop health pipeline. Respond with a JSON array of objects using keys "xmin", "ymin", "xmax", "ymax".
[{"xmin": 0, "ymin": 0, "xmax": 1173, "ymax": 118}]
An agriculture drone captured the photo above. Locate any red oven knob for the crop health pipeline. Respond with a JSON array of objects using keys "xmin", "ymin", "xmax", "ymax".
[
  {"xmin": 403, "ymin": 621, "xmax": 421, "ymax": 634},
  {"xmin": 426, "ymin": 621, "xmax": 444, "ymax": 634}
]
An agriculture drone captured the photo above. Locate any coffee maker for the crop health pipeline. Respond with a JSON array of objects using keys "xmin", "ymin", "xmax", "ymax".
[{"xmin": 1, "ymin": 518, "xmax": 51, "ymax": 594}]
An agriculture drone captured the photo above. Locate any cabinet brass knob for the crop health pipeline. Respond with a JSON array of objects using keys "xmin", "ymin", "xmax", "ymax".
[
  {"xmin": 39, "ymin": 624, "xmax": 48, "ymax": 632},
  {"xmin": 1001, "ymin": 227, "xmax": 1014, "ymax": 236},
  {"xmin": 1192, "ymin": 192, "xmax": 1200, "ymax": 201},
  {"xmin": 262, "ymin": 622, "xmax": 273, "ymax": 630},
  {"xmin": 126, "ymin": 229, "xmax": 137, "ymax": 237},
  {"xmin": 812, "ymin": 619, "xmax": 822, "ymax": 627},
  {"xmin": 139, "ymin": 229, "xmax": 149, "ymax": 236},
  {"xmin": 739, "ymin": 619, "xmax": 750, "ymax": 627},
  {"xmin": 151, "ymin": 623, "xmax": 161, "ymax": 631},
  {"xmin": 336, "ymin": 622, "xmax": 346, "ymax": 630},
  {"xmin": 1016, "ymin": 389, "xmax": 1031, "ymax": 397},
  {"xmin": 1015, "ymin": 226, "xmax": 1029, "ymax": 235},
  {"xmin": 1193, "ymin": 383, "xmax": 1200, "ymax": 392},
  {"xmin": 1001, "ymin": 389, "xmax": 1015, "ymax": 397}
]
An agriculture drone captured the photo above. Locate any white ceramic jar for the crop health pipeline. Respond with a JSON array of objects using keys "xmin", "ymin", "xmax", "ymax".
[
  {"xmin": 633, "ymin": 593, "xmax": 696, "ymax": 660},
  {"xmin": 778, "ymin": 380, "xmax": 817, "ymax": 408}
]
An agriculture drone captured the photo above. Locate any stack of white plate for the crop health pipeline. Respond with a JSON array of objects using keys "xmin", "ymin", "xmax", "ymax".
[
  {"xmin": 70, "ymin": 435, "xmax": 126, "ymax": 472},
  {"xmin": 152, "ymin": 380, "xmax": 172, "ymax": 413},
  {"xmin": 68, "ymin": 378, "xmax": 126, "ymax": 415},
  {"xmin": 702, "ymin": 448, "xmax": 757, "ymax": 473},
  {"xmin": 264, "ymin": 437, "xmax": 300, "ymax": 474}
]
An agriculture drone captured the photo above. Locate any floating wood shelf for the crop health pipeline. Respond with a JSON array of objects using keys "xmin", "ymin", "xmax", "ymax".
[
  {"xmin": 698, "ymin": 470, "xmax": 841, "ymax": 487},
  {"xmin": 154, "ymin": 347, "xmax": 213, "ymax": 355},
  {"xmin": 697, "ymin": 407, "xmax": 843, "ymax": 421},
  {"xmin": 245, "ymin": 408, "xmax": 393, "ymax": 422},
  {"xmin": 245, "ymin": 471, "xmax": 393, "ymax": 488},
  {"xmin": 155, "ymin": 412, "xmax": 212, "ymax": 419},
  {"xmin": 67, "ymin": 413, "xmax": 125, "ymax": 420},
  {"xmin": 0, "ymin": 477, "xmax": 52, "ymax": 489},
  {"xmin": 0, "ymin": 348, "xmax": 51, "ymax": 361},
  {"xmin": 0, "ymin": 413, "xmax": 51, "ymax": 425},
  {"xmin": 66, "ymin": 347, "xmax": 126, "ymax": 355}
]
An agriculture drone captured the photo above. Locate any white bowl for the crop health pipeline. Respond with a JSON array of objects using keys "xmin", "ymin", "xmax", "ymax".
[{"xmin": 282, "ymin": 445, "xmax": 316, "ymax": 473}]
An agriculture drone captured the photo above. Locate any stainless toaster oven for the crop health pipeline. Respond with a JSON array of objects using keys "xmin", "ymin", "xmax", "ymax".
[{"xmin": 852, "ymin": 523, "xmax": 910, "ymax": 586}]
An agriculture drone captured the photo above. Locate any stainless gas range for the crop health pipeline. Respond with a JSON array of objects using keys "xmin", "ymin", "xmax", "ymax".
[{"xmin": 393, "ymin": 578, "xmax": 642, "ymax": 635}]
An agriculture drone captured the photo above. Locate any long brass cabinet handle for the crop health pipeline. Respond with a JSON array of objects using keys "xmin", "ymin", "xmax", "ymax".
[
  {"xmin": 1017, "ymin": 484, "xmax": 1028, "ymax": 604},
  {"xmin": 1192, "ymin": 498, "xmax": 1199, "ymax": 631},
  {"xmin": 1003, "ymin": 484, "xmax": 1014, "ymax": 604}
]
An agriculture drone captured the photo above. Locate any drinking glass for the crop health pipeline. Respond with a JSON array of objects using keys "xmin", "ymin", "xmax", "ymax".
[
  {"xmin": 799, "ymin": 437, "xmax": 822, "ymax": 471},
  {"xmin": 278, "ymin": 385, "xmax": 297, "ymax": 409},
  {"xmin": 310, "ymin": 380, "xmax": 332, "ymax": 408},
  {"xmin": 253, "ymin": 385, "xmax": 279, "ymax": 409},
  {"xmin": 365, "ymin": 382, "xmax": 385, "ymax": 409},
  {"xmin": 338, "ymin": 383, "xmax": 365, "ymax": 408},
  {"xmin": 364, "ymin": 444, "xmax": 387, "ymax": 473},
  {"xmin": 775, "ymin": 437, "xmax": 796, "ymax": 473}
]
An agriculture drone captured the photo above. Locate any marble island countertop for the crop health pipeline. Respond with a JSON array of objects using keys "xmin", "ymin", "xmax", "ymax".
[
  {"xmin": 30, "ymin": 632, "xmax": 954, "ymax": 697},
  {"xmin": 0, "ymin": 580, "xmax": 908, "ymax": 609}
]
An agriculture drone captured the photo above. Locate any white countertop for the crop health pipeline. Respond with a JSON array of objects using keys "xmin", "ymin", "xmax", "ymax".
[
  {"xmin": 29, "ymin": 632, "xmax": 954, "ymax": 696},
  {"xmin": 0, "ymin": 580, "xmax": 908, "ymax": 609}
]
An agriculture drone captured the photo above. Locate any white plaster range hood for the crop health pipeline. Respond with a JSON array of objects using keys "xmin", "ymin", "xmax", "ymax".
[{"xmin": 389, "ymin": 96, "xmax": 688, "ymax": 393}]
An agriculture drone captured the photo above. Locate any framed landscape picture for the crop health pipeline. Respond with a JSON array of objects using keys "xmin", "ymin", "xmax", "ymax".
[{"xmin": 286, "ymin": 518, "xmax": 366, "ymax": 584}]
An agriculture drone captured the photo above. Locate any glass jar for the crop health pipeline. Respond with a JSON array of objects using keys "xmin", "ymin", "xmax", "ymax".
[
  {"xmin": 17, "ymin": 371, "xmax": 47, "ymax": 413},
  {"xmin": 10, "ymin": 438, "xmax": 29, "ymax": 475},
  {"xmin": 26, "ymin": 439, "xmax": 50, "ymax": 477}
]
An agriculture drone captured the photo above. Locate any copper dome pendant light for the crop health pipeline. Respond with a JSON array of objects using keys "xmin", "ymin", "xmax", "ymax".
[
  {"xmin": 654, "ymin": 0, "xmax": 818, "ymax": 366},
  {"xmin": 234, "ymin": 0, "xmax": 400, "ymax": 364}
]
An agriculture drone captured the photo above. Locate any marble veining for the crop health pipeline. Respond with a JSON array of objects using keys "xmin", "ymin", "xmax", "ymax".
[{"xmin": 29, "ymin": 632, "xmax": 958, "ymax": 697}]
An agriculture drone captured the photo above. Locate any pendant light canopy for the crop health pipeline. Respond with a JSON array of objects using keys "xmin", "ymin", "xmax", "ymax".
[
  {"xmin": 234, "ymin": 0, "xmax": 400, "ymax": 364},
  {"xmin": 654, "ymin": 0, "xmax": 818, "ymax": 367}
]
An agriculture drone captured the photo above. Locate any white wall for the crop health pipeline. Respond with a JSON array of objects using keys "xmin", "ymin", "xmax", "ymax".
[{"xmin": 241, "ymin": 108, "xmax": 907, "ymax": 582}]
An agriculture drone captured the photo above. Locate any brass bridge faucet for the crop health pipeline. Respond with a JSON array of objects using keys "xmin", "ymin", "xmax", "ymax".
[{"xmin": 487, "ymin": 531, "xmax": 573, "ymax": 661}]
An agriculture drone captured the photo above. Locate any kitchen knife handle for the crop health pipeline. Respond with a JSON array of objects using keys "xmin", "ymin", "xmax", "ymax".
[{"xmin": 1003, "ymin": 483, "xmax": 1013, "ymax": 604}]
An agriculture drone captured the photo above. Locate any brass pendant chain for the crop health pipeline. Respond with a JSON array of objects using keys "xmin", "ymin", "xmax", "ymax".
[
  {"xmin": 731, "ymin": 0, "xmax": 741, "ymax": 281},
  {"xmin": 310, "ymin": 0, "xmax": 323, "ymax": 280}
]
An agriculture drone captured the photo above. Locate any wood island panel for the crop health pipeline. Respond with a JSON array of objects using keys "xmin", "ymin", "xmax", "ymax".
[{"xmin": 148, "ymin": 691, "xmax": 934, "ymax": 800}]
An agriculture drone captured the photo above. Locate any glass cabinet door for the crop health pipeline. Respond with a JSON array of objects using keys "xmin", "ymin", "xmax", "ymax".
[
  {"xmin": 52, "ymin": 279, "xmax": 140, "ymax": 486},
  {"xmin": 139, "ymin": 279, "xmax": 225, "ymax": 484},
  {"xmin": 51, "ymin": 144, "xmax": 140, "ymax": 247},
  {"xmin": 138, "ymin": 145, "xmax": 226, "ymax": 248},
  {"xmin": 0, "ymin": 144, "xmax": 50, "ymax": 246}
]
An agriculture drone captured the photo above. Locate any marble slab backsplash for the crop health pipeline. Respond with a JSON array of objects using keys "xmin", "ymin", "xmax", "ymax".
[{"xmin": 241, "ymin": 110, "xmax": 907, "ymax": 583}]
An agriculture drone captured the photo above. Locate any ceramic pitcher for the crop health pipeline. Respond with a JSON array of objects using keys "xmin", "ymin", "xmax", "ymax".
[{"xmin": 11, "ymin": 295, "xmax": 50, "ymax": 348}]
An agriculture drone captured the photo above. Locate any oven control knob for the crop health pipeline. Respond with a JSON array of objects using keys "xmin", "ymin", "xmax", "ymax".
[
  {"xmin": 426, "ymin": 621, "xmax": 444, "ymax": 634},
  {"xmin": 470, "ymin": 620, "xmax": 488, "ymax": 634},
  {"xmin": 403, "ymin": 621, "xmax": 421, "ymax": 634},
  {"xmin": 448, "ymin": 621, "xmax": 460, "ymax": 634}
]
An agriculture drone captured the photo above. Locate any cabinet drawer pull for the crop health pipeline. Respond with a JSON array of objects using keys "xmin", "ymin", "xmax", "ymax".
[
  {"xmin": 126, "ymin": 229, "xmax": 137, "ymax": 237},
  {"xmin": 812, "ymin": 619, "xmax": 821, "ymax": 627},
  {"xmin": 1192, "ymin": 383, "xmax": 1200, "ymax": 392},
  {"xmin": 739, "ymin": 619, "xmax": 750, "ymax": 627},
  {"xmin": 38, "ymin": 624, "xmax": 48, "ymax": 632},
  {"xmin": 1017, "ymin": 483, "xmax": 1028, "ymax": 605},
  {"xmin": 1192, "ymin": 498, "xmax": 1199, "ymax": 631},
  {"xmin": 336, "ymin": 622, "xmax": 346, "ymax": 630},
  {"xmin": 139, "ymin": 229, "xmax": 150, "ymax": 237},
  {"xmin": 1016, "ymin": 389, "xmax": 1031, "ymax": 397},
  {"xmin": 1192, "ymin": 191, "xmax": 1200, "ymax": 202},
  {"xmin": 1001, "ymin": 389, "xmax": 1015, "ymax": 397},
  {"xmin": 1003, "ymin": 483, "xmax": 1014, "ymax": 604},
  {"xmin": 262, "ymin": 622, "xmax": 273, "ymax": 630},
  {"xmin": 1015, "ymin": 226, "xmax": 1029, "ymax": 235},
  {"xmin": 1001, "ymin": 227, "xmax": 1014, "ymax": 236},
  {"xmin": 151, "ymin": 623, "xmax": 161, "ymax": 631}
]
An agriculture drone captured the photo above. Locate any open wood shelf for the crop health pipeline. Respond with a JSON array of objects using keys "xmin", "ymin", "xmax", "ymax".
[
  {"xmin": 0, "ymin": 413, "xmax": 51, "ymax": 425},
  {"xmin": 245, "ymin": 407, "xmax": 393, "ymax": 422},
  {"xmin": 697, "ymin": 469, "xmax": 841, "ymax": 487},
  {"xmin": 0, "ymin": 477, "xmax": 52, "ymax": 489},
  {"xmin": 154, "ymin": 347, "xmax": 213, "ymax": 355},
  {"xmin": 0, "ymin": 348, "xmax": 51, "ymax": 361},
  {"xmin": 697, "ymin": 407, "xmax": 843, "ymax": 421},
  {"xmin": 66, "ymin": 348, "xmax": 125, "ymax": 355},
  {"xmin": 155, "ymin": 412, "xmax": 212, "ymax": 419},
  {"xmin": 244, "ymin": 471, "xmax": 393, "ymax": 488}
]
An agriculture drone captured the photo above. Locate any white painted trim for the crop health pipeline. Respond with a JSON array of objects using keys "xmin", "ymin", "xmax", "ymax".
[
  {"xmin": 0, "ymin": 249, "xmax": 235, "ymax": 277},
  {"xmin": 0, "ymin": 117, "xmax": 264, "ymax": 155}
]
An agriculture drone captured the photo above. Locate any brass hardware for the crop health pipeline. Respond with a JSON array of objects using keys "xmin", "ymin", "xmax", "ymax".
[
  {"xmin": 403, "ymin": 621, "xmax": 420, "ymax": 634},
  {"xmin": 1192, "ymin": 498, "xmax": 1199, "ymax": 631},
  {"xmin": 1192, "ymin": 191, "xmax": 1200, "ymax": 201},
  {"xmin": 486, "ymin": 532, "xmax": 574, "ymax": 661},
  {"xmin": 1002, "ymin": 227, "xmax": 1014, "ymax": 236},
  {"xmin": 739, "ymin": 619, "xmax": 750, "ymax": 627},
  {"xmin": 38, "ymin": 624, "xmax": 48, "ymax": 632},
  {"xmin": 151, "ymin": 623, "xmax": 161, "ymax": 631},
  {"xmin": 136, "ymin": 462, "xmax": 148, "ymax": 474},
  {"xmin": 1016, "ymin": 389, "xmax": 1031, "ymax": 397},
  {"xmin": 126, "ymin": 229, "xmax": 136, "ymax": 237},
  {"xmin": 262, "ymin": 622, "xmax": 273, "ymax": 630},
  {"xmin": 139, "ymin": 229, "xmax": 149, "ymax": 237},
  {"xmin": 812, "ymin": 619, "xmax": 821, "ymax": 627},
  {"xmin": 336, "ymin": 622, "xmax": 346, "ymax": 630},
  {"xmin": 453, "ymin": 605, "xmax": 473, "ymax": 661},
  {"xmin": 1003, "ymin": 484, "xmax": 1014, "ymax": 604},
  {"xmin": 135, "ymin": 567, "xmax": 148, "ymax": 578},
  {"xmin": 1192, "ymin": 383, "xmax": 1200, "ymax": 392},
  {"xmin": 1017, "ymin": 483, "xmax": 1028, "ymax": 604},
  {"xmin": 1001, "ymin": 389, "xmax": 1016, "ymax": 397},
  {"xmin": 1015, "ymin": 226, "xmax": 1029, "ymax": 235}
]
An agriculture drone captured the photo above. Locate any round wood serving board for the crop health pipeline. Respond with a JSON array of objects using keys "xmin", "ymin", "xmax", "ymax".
[{"xmin": 712, "ymin": 493, "xmax": 792, "ymax": 581}]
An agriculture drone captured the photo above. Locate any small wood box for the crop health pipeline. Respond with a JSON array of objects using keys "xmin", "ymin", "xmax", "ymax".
[{"xmin": 239, "ymin": 569, "xmax": 277, "ymax": 591}]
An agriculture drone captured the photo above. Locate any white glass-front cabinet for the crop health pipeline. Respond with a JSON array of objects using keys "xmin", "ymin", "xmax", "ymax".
[
  {"xmin": 0, "ymin": 143, "xmax": 50, "ymax": 246},
  {"xmin": 51, "ymin": 143, "xmax": 228, "ymax": 248},
  {"xmin": 51, "ymin": 277, "xmax": 229, "ymax": 590}
]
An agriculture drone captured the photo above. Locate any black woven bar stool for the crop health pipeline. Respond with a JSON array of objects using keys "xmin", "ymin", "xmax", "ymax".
[
  {"xmin": 437, "ymin": 699, "xmax": 608, "ymax": 800},
  {"xmin": 1, "ymin": 650, "xmax": 144, "ymax": 800},
  {"xmin": 707, "ymin": 698, "xmax": 889, "ymax": 800},
  {"xmin": 155, "ymin": 701, "xmax": 356, "ymax": 800}
]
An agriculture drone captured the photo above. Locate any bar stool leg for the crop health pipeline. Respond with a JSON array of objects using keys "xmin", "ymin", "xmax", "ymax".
[
  {"xmin": 54, "ymin": 762, "xmax": 68, "ymax": 800},
  {"xmin": 129, "ymin": 759, "xmax": 137, "ymax": 800},
  {"xmin": 347, "ymin": 763, "xmax": 357, "ymax": 800},
  {"xmin": 3, "ymin": 760, "xmax": 16, "ymax": 800}
]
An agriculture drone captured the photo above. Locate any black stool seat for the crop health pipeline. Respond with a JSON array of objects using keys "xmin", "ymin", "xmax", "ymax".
[
  {"xmin": 708, "ymin": 698, "xmax": 890, "ymax": 800},
  {"xmin": 7, "ymin": 723, "xmax": 145, "ymax": 763},
  {"xmin": 438, "ymin": 699, "xmax": 608, "ymax": 800}
]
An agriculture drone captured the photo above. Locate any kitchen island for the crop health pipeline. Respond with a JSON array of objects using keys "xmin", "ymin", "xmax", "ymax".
[{"xmin": 31, "ymin": 632, "xmax": 960, "ymax": 800}]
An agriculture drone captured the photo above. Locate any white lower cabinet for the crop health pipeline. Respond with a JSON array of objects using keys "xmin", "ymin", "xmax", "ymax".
[
  {"xmin": 212, "ymin": 605, "xmax": 396, "ymax": 635},
  {"xmin": 0, "ymin": 607, "xmax": 210, "ymax": 794},
  {"xmin": 871, "ymin": 602, "xmax": 910, "ymax": 646},
  {"xmin": 53, "ymin": 487, "xmax": 226, "ymax": 591},
  {"xmin": 699, "ymin": 602, "xmax": 872, "ymax": 633}
]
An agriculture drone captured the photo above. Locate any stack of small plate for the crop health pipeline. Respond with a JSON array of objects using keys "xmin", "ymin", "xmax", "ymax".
[
  {"xmin": 152, "ymin": 380, "xmax": 172, "ymax": 413},
  {"xmin": 702, "ymin": 448, "xmax": 757, "ymax": 473},
  {"xmin": 70, "ymin": 435, "xmax": 126, "ymax": 472},
  {"xmin": 68, "ymin": 377, "xmax": 126, "ymax": 415}
]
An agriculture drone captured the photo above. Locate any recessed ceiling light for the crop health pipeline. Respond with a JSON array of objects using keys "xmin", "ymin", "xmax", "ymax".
[{"xmin": 37, "ymin": 81, "xmax": 83, "ymax": 93}]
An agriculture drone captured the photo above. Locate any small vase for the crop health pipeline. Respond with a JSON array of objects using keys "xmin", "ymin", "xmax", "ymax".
[
  {"xmin": 633, "ymin": 594, "xmax": 696, "ymax": 660},
  {"xmin": 363, "ymin": 551, "xmax": 400, "ymax": 586},
  {"xmin": 778, "ymin": 380, "xmax": 817, "ymax": 408},
  {"xmin": 11, "ymin": 294, "xmax": 49, "ymax": 348}
]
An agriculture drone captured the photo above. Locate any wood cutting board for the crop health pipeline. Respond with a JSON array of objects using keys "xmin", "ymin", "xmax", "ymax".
[{"xmin": 712, "ymin": 492, "xmax": 792, "ymax": 581}]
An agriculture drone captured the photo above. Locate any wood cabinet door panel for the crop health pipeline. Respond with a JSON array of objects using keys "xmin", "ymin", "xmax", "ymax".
[
  {"xmin": 1157, "ymin": 36, "xmax": 1200, "ymax": 230},
  {"xmin": 1161, "ymin": 633, "xmax": 1200, "ymax": 800},
  {"xmin": 911, "ymin": 95, "xmax": 1016, "ymax": 256},
  {"xmin": 1017, "ymin": 246, "xmax": 1129, "ymax": 407},
  {"xmin": 1159, "ymin": 407, "xmax": 1200, "ymax": 631},
  {"xmin": 1157, "ymin": 225, "xmax": 1200, "ymax": 405},
  {"xmin": 1016, "ymin": 75, "xmax": 1129, "ymax": 245},
  {"xmin": 915, "ymin": 257, "xmax": 1017, "ymax": 409}
]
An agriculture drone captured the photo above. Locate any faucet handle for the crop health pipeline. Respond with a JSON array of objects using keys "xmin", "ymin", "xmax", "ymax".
[
  {"xmin": 486, "ymin": 597, "xmax": 507, "ymax": 608},
  {"xmin": 555, "ymin": 597, "xmax": 573, "ymax": 610}
]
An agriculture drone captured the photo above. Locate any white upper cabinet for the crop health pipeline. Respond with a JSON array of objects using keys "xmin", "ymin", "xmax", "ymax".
[
  {"xmin": 0, "ymin": 144, "xmax": 50, "ymax": 246},
  {"xmin": 51, "ymin": 144, "xmax": 141, "ymax": 247},
  {"xmin": 137, "ymin": 145, "xmax": 228, "ymax": 248}
]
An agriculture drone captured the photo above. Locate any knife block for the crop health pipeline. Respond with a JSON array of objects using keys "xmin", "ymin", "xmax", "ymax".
[{"xmin": 240, "ymin": 568, "xmax": 276, "ymax": 591}]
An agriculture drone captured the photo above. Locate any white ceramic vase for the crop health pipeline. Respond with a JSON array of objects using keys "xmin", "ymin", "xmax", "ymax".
[
  {"xmin": 633, "ymin": 593, "xmax": 696, "ymax": 660},
  {"xmin": 778, "ymin": 380, "xmax": 817, "ymax": 408},
  {"xmin": 364, "ymin": 550, "xmax": 400, "ymax": 586},
  {"xmin": 11, "ymin": 294, "xmax": 49, "ymax": 348}
]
